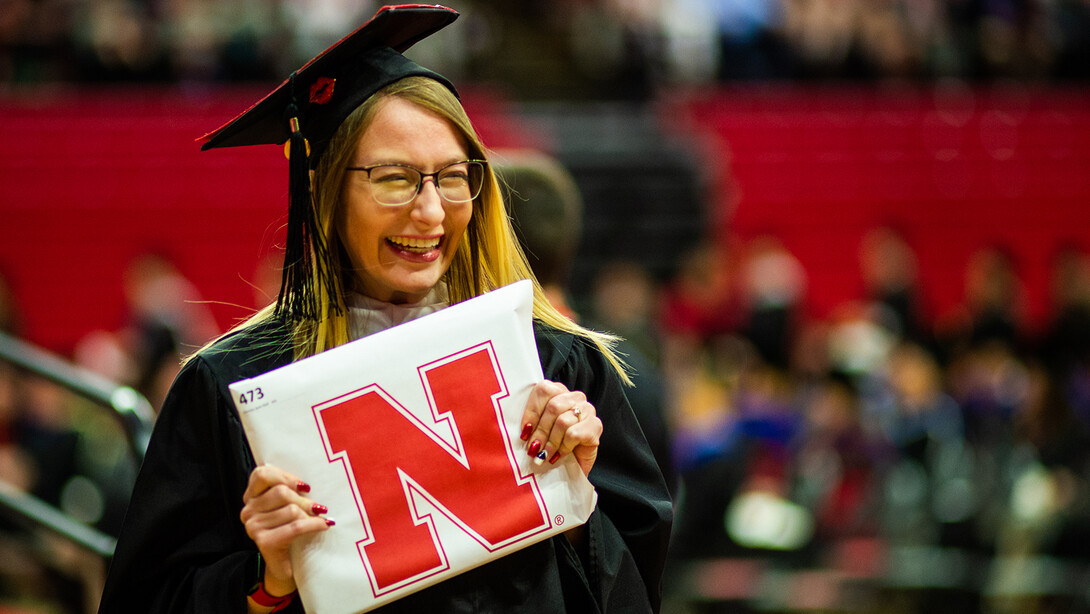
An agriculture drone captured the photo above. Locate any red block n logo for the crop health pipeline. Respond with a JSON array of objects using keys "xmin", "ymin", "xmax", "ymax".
[{"xmin": 316, "ymin": 343, "xmax": 550, "ymax": 596}]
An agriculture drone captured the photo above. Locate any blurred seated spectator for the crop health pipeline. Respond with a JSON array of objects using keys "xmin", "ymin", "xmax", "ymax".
[
  {"xmin": 868, "ymin": 341, "xmax": 964, "ymax": 462},
  {"xmin": 780, "ymin": 0, "xmax": 860, "ymax": 79},
  {"xmin": 1008, "ymin": 364, "xmax": 1090, "ymax": 555},
  {"xmin": 938, "ymin": 245, "xmax": 1028, "ymax": 362},
  {"xmin": 985, "ymin": 364, "xmax": 1090, "ymax": 612},
  {"xmin": 859, "ymin": 225, "xmax": 928, "ymax": 346},
  {"xmin": 1040, "ymin": 244, "xmax": 1090, "ymax": 379},
  {"xmin": 1050, "ymin": 0, "xmax": 1090, "ymax": 80},
  {"xmin": 671, "ymin": 348, "xmax": 804, "ymax": 557},
  {"xmin": 738, "ymin": 235, "xmax": 806, "ymax": 371},
  {"xmin": 590, "ymin": 259, "xmax": 661, "ymax": 366},
  {"xmin": 660, "ymin": 240, "xmax": 736, "ymax": 346},
  {"xmin": 711, "ymin": 0, "xmax": 792, "ymax": 81},
  {"xmin": 658, "ymin": 241, "xmax": 739, "ymax": 447},
  {"xmin": 948, "ymin": 337, "xmax": 1030, "ymax": 450},
  {"xmin": 792, "ymin": 371, "xmax": 887, "ymax": 547},
  {"xmin": 825, "ymin": 300, "xmax": 899, "ymax": 378},
  {"xmin": 0, "ymin": 358, "xmax": 34, "ymax": 494},
  {"xmin": 118, "ymin": 252, "xmax": 219, "ymax": 411}
]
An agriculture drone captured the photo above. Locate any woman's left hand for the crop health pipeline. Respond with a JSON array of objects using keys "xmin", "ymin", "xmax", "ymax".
[{"xmin": 519, "ymin": 380, "xmax": 602, "ymax": 477}]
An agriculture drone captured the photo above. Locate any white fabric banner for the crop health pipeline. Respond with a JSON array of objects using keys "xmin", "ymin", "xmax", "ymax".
[{"xmin": 230, "ymin": 280, "xmax": 597, "ymax": 614}]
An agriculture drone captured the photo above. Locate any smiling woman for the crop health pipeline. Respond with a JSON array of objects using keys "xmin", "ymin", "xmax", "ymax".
[
  {"xmin": 96, "ymin": 5, "xmax": 672, "ymax": 614},
  {"xmin": 336, "ymin": 94, "xmax": 475, "ymax": 305}
]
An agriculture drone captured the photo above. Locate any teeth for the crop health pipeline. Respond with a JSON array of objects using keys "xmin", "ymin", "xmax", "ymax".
[{"xmin": 388, "ymin": 236, "xmax": 440, "ymax": 250}]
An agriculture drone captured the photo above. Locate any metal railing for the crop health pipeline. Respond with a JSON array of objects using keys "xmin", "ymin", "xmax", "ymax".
[
  {"xmin": 0, "ymin": 331, "xmax": 154, "ymax": 464},
  {"xmin": 0, "ymin": 330, "xmax": 155, "ymax": 559}
]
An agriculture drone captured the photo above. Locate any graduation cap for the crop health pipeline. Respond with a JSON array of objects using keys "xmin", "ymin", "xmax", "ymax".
[{"xmin": 199, "ymin": 4, "xmax": 460, "ymax": 323}]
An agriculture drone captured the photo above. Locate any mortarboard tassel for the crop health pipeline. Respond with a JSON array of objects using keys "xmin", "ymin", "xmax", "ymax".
[{"xmin": 277, "ymin": 97, "xmax": 340, "ymax": 323}]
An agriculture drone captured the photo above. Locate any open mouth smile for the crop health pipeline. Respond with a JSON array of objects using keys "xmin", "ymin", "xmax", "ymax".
[{"xmin": 386, "ymin": 235, "xmax": 441, "ymax": 253}]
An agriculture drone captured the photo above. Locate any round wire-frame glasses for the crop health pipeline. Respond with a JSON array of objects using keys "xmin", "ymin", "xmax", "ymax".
[{"xmin": 344, "ymin": 159, "xmax": 486, "ymax": 206}]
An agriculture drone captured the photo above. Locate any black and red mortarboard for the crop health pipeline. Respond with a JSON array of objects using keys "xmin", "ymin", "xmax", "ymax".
[{"xmin": 199, "ymin": 4, "xmax": 460, "ymax": 323}]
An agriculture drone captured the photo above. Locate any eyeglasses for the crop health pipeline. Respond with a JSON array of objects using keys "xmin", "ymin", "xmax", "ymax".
[{"xmin": 344, "ymin": 160, "xmax": 486, "ymax": 207}]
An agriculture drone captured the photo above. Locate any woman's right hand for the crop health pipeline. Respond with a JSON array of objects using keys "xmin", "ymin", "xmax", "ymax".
[{"xmin": 240, "ymin": 465, "xmax": 333, "ymax": 598}]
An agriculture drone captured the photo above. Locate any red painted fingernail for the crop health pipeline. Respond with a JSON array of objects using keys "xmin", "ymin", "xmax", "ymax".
[
  {"xmin": 325, "ymin": 518, "xmax": 336, "ymax": 527},
  {"xmin": 548, "ymin": 451, "xmax": 561, "ymax": 464},
  {"xmin": 312, "ymin": 503, "xmax": 328, "ymax": 515},
  {"xmin": 520, "ymin": 423, "xmax": 533, "ymax": 441},
  {"xmin": 528, "ymin": 440, "xmax": 542, "ymax": 457},
  {"xmin": 297, "ymin": 481, "xmax": 311, "ymax": 494}
]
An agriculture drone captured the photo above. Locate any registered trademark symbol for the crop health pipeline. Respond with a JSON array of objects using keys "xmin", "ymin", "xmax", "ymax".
[{"xmin": 554, "ymin": 514, "xmax": 565, "ymax": 525}]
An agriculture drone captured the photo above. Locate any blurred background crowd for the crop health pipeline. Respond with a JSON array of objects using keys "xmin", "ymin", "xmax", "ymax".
[
  {"xmin": 2, "ymin": 1, "xmax": 1090, "ymax": 614},
  {"xmin": 652, "ymin": 232, "xmax": 1090, "ymax": 613},
  {"xmin": 2, "ymin": 0, "xmax": 1090, "ymax": 94}
]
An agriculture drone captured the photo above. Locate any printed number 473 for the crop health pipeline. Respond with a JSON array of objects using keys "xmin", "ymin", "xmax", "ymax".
[{"xmin": 238, "ymin": 388, "xmax": 264, "ymax": 404}]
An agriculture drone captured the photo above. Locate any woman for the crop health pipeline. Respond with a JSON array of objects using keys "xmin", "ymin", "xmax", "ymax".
[{"xmin": 97, "ymin": 6, "xmax": 671, "ymax": 614}]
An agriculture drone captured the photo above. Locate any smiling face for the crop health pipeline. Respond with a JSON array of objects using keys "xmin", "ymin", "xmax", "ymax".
[{"xmin": 338, "ymin": 96, "xmax": 473, "ymax": 304}]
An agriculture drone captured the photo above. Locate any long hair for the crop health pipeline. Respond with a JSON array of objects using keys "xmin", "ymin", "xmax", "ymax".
[{"xmin": 214, "ymin": 77, "xmax": 630, "ymax": 383}]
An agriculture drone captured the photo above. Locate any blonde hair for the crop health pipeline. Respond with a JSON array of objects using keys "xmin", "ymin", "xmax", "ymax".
[{"xmin": 219, "ymin": 77, "xmax": 630, "ymax": 383}]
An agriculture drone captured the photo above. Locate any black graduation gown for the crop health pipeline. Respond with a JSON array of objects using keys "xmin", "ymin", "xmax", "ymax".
[{"xmin": 98, "ymin": 318, "xmax": 672, "ymax": 613}]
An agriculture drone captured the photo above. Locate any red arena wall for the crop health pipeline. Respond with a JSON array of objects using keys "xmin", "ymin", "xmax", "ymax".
[
  {"xmin": 2, "ymin": 86, "xmax": 1089, "ymax": 355},
  {"xmin": 666, "ymin": 85, "xmax": 1090, "ymax": 334}
]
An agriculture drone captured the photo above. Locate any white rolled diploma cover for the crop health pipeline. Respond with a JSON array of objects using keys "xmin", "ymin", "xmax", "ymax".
[{"xmin": 229, "ymin": 280, "xmax": 598, "ymax": 614}]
